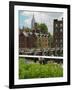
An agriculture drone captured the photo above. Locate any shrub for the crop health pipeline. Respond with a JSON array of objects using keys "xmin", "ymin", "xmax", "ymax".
[{"xmin": 19, "ymin": 58, "xmax": 63, "ymax": 79}]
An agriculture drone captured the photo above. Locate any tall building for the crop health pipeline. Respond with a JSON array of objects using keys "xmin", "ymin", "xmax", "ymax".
[
  {"xmin": 31, "ymin": 14, "xmax": 35, "ymax": 29},
  {"xmin": 53, "ymin": 18, "xmax": 63, "ymax": 49}
]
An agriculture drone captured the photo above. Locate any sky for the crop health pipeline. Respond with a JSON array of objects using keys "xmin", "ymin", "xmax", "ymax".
[{"xmin": 19, "ymin": 10, "xmax": 63, "ymax": 35}]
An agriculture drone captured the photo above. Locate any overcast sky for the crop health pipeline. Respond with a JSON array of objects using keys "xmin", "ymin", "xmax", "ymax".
[{"xmin": 19, "ymin": 11, "xmax": 63, "ymax": 35}]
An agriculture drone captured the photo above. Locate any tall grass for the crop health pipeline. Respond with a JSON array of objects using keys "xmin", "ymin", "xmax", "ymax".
[{"xmin": 19, "ymin": 58, "xmax": 63, "ymax": 79}]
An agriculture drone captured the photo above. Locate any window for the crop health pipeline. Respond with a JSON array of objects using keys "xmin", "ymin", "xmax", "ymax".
[
  {"xmin": 55, "ymin": 24, "xmax": 58, "ymax": 27},
  {"xmin": 60, "ymin": 39, "xmax": 62, "ymax": 43},
  {"xmin": 45, "ymin": 40, "xmax": 47, "ymax": 42},
  {"xmin": 56, "ymin": 39, "xmax": 57, "ymax": 42},
  {"xmin": 60, "ymin": 44, "xmax": 63, "ymax": 48},
  {"xmin": 60, "ymin": 23, "xmax": 62, "ymax": 27},
  {"xmin": 46, "ymin": 44, "xmax": 47, "ymax": 46},
  {"xmin": 56, "ymin": 44, "xmax": 57, "ymax": 47},
  {"xmin": 55, "ymin": 29, "xmax": 57, "ymax": 32},
  {"xmin": 60, "ymin": 29, "xmax": 62, "ymax": 32}
]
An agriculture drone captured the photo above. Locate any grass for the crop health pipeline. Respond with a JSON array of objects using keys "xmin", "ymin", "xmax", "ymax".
[{"xmin": 19, "ymin": 58, "xmax": 63, "ymax": 79}]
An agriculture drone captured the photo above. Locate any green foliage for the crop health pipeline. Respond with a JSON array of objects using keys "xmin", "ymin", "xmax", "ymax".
[
  {"xmin": 34, "ymin": 23, "xmax": 48, "ymax": 34},
  {"xmin": 48, "ymin": 33, "xmax": 53, "ymax": 48},
  {"xmin": 34, "ymin": 23, "xmax": 40, "ymax": 30},
  {"xmin": 39, "ymin": 23, "xmax": 48, "ymax": 33},
  {"xmin": 19, "ymin": 58, "xmax": 63, "ymax": 79}
]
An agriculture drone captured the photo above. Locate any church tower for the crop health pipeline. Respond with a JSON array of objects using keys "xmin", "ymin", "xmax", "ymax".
[{"xmin": 31, "ymin": 14, "xmax": 35, "ymax": 30}]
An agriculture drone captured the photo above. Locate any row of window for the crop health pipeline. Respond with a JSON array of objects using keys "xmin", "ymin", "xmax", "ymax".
[
  {"xmin": 55, "ymin": 23, "xmax": 63, "ymax": 27},
  {"xmin": 55, "ymin": 39, "xmax": 63, "ymax": 43},
  {"xmin": 54, "ymin": 36, "xmax": 63, "ymax": 40},
  {"xmin": 55, "ymin": 44, "xmax": 63, "ymax": 48},
  {"xmin": 55, "ymin": 28, "xmax": 63, "ymax": 32}
]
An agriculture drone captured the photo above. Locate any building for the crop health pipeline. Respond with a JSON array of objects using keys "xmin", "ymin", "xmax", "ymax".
[
  {"xmin": 36, "ymin": 34, "xmax": 48, "ymax": 49},
  {"xmin": 19, "ymin": 31, "xmax": 37, "ymax": 49},
  {"xmin": 19, "ymin": 30, "xmax": 28, "ymax": 49},
  {"xmin": 19, "ymin": 31, "xmax": 48, "ymax": 50},
  {"xmin": 31, "ymin": 14, "xmax": 35, "ymax": 30},
  {"xmin": 19, "ymin": 14, "xmax": 48, "ymax": 51},
  {"xmin": 53, "ymin": 18, "xmax": 63, "ymax": 49}
]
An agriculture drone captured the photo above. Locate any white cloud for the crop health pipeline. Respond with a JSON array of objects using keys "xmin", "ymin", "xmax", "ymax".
[
  {"xmin": 20, "ymin": 10, "xmax": 33, "ymax": 17},
  {"xmin": 24, "ymin": 18, "xmax": 32, "ymax": 28},
  {"xmin": 20, "ymin": 11, "xmax": 63, "ymax": 35}
]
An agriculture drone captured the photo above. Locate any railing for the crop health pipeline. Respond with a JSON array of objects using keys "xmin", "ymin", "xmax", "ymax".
[{"xmin": 19, "ymin": 55, "xmax": 63, "ymax": 64}]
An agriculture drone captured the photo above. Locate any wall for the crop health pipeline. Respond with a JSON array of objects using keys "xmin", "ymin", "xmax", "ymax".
[{"xmin": 0, "ymin": 0, "xmax": 72, "ymax": 90}]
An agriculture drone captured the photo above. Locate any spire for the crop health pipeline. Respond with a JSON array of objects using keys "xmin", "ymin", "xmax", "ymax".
[
  {"xmin": 33, "ymin": 13, "xmax": 34, "ymax": 19},
  {"xmin": 31, "ymin": 13, "xmax": 35, "ymax": 29}
]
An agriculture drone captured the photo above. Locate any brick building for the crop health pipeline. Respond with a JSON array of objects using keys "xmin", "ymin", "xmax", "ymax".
[
  {"xmin": 36, "ymin": 34, "xmax": 48, "ymax": 49},
  {"xmin": 19, "ymin": 30, "xmax": 48, "ymax": 50},
  {"xmin": 19, "ymin": 31, "xmax": 28, "ymax": 49},
  {"xmin": 53, "ymin": 18, "xmax": 63, "ymax": 49},
  {"xmin": 19, "ymin": 31, "xmax": 37, "ymax": 49}
]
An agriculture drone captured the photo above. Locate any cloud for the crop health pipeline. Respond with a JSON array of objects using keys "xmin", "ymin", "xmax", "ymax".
[
  {"xmin": 19, "ymin": 11, "xmax": 63, "ymax": 35},
  {"xmin": 19, "ymin": 11, "xmax": 33, "ymax": 17},
  {"xmin": 24, "ymin": 18, "xmax": 32, "ymax": 28}
]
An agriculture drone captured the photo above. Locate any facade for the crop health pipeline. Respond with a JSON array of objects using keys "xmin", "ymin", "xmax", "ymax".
[
  {"xmin": 19, "ymin": 31, "xmax": 28, "ymax": 49},
  {"xmin": 19, "ymin": 31, "xmax": 48, "ymax": 49},
  {"xmin": 53, "ymin": 19, "xmax": 63, "ymax": 49},
  {"xmin": 36, "ymin": 34, "xmax": 48, "ymax": 49},
  {"xmin": 31, "ymin": 32, "xmax": 37, "ymax": 48}
]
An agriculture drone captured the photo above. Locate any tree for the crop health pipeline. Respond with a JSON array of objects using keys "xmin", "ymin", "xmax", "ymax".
[
  {"xmin": 34, "ymin": 23, "xmax": 40, "ymax": 30},
  {"xmin": 48, "ymin": 33, "xmax": 53, "ymax": 48},
  {"xmin": 39, "ymin": 23, "xmax": 48, "ymax": 34},
  {"xmin": 34, "ymin": 23, "xmax": 48, "ymax": 34}
]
